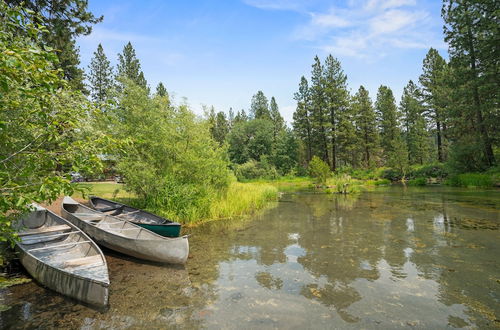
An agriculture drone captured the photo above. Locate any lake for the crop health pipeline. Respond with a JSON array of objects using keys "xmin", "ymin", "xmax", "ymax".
[{"xmin": 1, "ymin": 186, "xmax": 499, "ymax": 328}]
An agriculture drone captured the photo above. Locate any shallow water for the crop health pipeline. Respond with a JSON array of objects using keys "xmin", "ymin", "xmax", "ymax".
[{"xmin": 1, "ymin": 186, "xmax": 499, "ymax": 329}]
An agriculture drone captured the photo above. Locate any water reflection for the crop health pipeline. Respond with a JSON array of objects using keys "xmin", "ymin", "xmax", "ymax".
[{"xmin": 1, "ymin": 187, "xmax": 499, "ymax": 328}]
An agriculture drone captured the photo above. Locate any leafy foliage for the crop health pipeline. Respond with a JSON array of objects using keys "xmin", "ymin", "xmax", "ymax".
[
  {"xmin": 0, "ymin": 4, "xmax": 103, "ymax": 244},
  {"xmin": 6, "ymin": 0, "xmax": 103, "ymax": 91},
  {"xmin": 308, "ymin": 156, "xmax": 330, "ymax": 185},
  {"xmin": 111, "ymin": 80, "xmax": 230, "ymax": 221}
]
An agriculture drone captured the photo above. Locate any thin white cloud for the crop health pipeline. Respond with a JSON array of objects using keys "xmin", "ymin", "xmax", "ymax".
[
  {"xmin": 369, "ymin": 9, "xmax": 426, "ymax": 35},
  {"xmin": 289, "ymin": 0, "xmax": 442, "ymax": 59},
  {"xmin": 247, "ymin": 0, "xmax": 441, "ymax": 59},
  {"xmin": 364, "ymin": 0, "xmax": 416, "ymax": 10},
  {"xmin": 242, "ymin": 0, "xmax": 309, "ymax": 11},
  {"xmin": 311, "ymin": 11, "xmax": 352, "ymax": 28}
]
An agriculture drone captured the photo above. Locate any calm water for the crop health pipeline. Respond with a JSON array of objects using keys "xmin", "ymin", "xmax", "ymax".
[{"xmin": 1, "ymin": 186, "xmax": 499, "ymax": 329}]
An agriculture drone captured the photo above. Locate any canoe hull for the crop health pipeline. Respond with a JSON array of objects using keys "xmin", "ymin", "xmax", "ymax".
[
  {"xmin": 17, "ymin": 248, "xmax": 109, "ymax": 307},
  {"xmin": 136, "ymin": 223, "xmax": 181, "ymax": 238}
]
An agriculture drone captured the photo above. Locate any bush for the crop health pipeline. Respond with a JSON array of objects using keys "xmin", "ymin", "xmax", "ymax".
[
  {"xmin": 114, "ymin": 81, "xmax": 231, "ymax": 222},
  {"xmin": 381, "ymin": 167, "xmax": 404, "ymax": 181},
  {"xmin": 447, "ymin": 137, "xmax": 490, "ymax": 173},
  {"xmin": 408, "ymin": 163, "xmax": 448, "ymax": 180},
  {"xmin": 234, "ymin": 159, "xmax": 278, "ymax": 181},
  {"xmin": 347, "ymin": 167, "xmax": 387, "ymax": 180},
  {"xmin": 365, "ymin": 179, "xmax": 391, "ymax": 186},
  {"xmin": 308, "ymin": 156, "xmax": 331, "ymax": 185},
  {"xmin": 408, "ymin": 177, "xmax": 427, "ymax": 186}
]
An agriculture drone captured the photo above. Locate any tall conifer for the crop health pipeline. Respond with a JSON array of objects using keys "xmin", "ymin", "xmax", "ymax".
[
  {"xmin": 375, "ymin": 85, "xmax": 400, "ymax": 163},
  {"xmin": 352, "ymin": 86, "xmax": 378, "ymax": 168},
  {"xmin": 88, "ymin": 44, "xmax": 113, "ymax": 105},
  {"xmin": 117, "ymin": 42, "xmax": 148, "ymax": 89}
]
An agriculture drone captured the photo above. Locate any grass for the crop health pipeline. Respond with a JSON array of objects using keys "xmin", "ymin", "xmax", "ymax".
[
  {"xmin": 204, "ymin": 182, "xmax": 278, "ymax": 224},
  {"xmin": 74, "ymin": 181, "xmax": 278, "ymax": 225},
  {"xmin": 364, "ymin": 178, "xmax": 391, "ymax": 186},
  {"xmin": 241, "ymin": 176, "xmax": 312, "ymax": 191},
  {"xmin": 74, "ymin": 182, "xmax": 135, "ymax": 200},
  {"xmin": 326, "ymin": 174, "xmax": 360, "ymax": 194},
  {"xmin": 446, "ymin": 173, "xmax": 496, "ymax": 188}
]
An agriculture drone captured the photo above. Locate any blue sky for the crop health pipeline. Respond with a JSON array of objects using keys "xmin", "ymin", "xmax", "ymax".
[{"xmin": 78, "ymin": 0, "xmax": 447, "ymax": 123}]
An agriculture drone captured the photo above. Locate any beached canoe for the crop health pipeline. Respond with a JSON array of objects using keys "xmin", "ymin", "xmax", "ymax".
[
  {"xmin": 89, "ymin": 196, "xmax": 181, "ymax": 237},
  {"xmin": 61, "ymin": 197, "xmax": 189, "ymax": 264},
  {"xmin": 14, "ymin": 204, "xmax": 109, "ymax": 307}
]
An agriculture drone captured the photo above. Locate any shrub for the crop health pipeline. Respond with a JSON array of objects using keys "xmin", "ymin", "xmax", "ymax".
[
  {"xmin": 447, "ymin": 137, "xmax": 490, "ymax": 173},
  {"xmin": 408, "ymin": 177, "xmax": 427, "ymax": 186},
  {"xmin": 365, "ymin": 179, "xmax": 391, "ymax": 186},
  {"xmin": 408, "ymin": 163, "xmax": 448, "ymax": 179},
  {"xmin": 234, "ymin": 159, "xmax": 278, "ymax": 181},
  {"xmin": 308, "ymin": 156, "xmax": 331, "ymax": 185},
  {"xmin": 114, "ymin": 81, "xmax": 231, "ymax": 222},
  {"xmin": 381, "ymin": 167, "xmax": 404, "ymax": 181}
]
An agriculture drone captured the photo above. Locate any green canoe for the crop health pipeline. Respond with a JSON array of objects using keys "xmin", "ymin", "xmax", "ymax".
[{"xmin": 89, "ymin": 196, "xmax": 181, "ymax": 237}]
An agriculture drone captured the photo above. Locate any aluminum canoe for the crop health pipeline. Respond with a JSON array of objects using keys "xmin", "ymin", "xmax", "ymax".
[
  {"xmin": 61, "ymin": 197, "xmax": 189, "ymax": 264},
  {"xmin": 14, "ymin": 204, "xmax": 109, "ymax": 307},
  {"xmin": 89, "ymin": 196, "xmax": 181, "ymax": 237}
]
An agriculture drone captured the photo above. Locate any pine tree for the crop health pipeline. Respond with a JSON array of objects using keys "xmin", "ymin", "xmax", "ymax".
[
  {"xmin": 234, "ymin": 109, "xmax": 248, "ymax": 124},
  {"xmin": 156, "ymin": 82, "xmax": 167, "ymax": 97},
  {"xmin": 6, "ymin": 0, "xmax": 103, "ymax": 91},
  {"xmin": 269, "ymin": 97, "xmax": 284, "ymax": 139},
  {"xmin": 400, "ymin": 81, "xmax": 430, "ymax": 165},
  {"xmin": 293, "ymin": 76, "xmax": 313, "ymax": 163},
  {"xmin": 207, "ymin": 106, "xmax": 217, "ymax": 137},
  {"xmin": 375, "ymin": 85, "xmax": 400, "ymax": 163},
  {"xmin": 310, "ymin": 55, "xmax": 329, "ymax": 163},
  {"xmin": 323, "ymin": 55, "xmax": 350, "ymax": 170},
  {"xmin": 387, "ymin": 133, "xmax": 409, "ymax": 181},
  {"xmin": 250, "ymin": 91, "xmax": 270, "ymax": 119},
  {"xmin": 419, "ymin": 48, "xmax": 448, "ymax": 162},
  {"xmin": 352, "ymin": 86, "xmax": 378, "ymax": 168},
  {"xmin": 213, "ymin": 112, "xmax": 229, "ymax": 145},
  {"xmin": 117, "ymin": 42, "xmax": 148, "ymax": 89},
  {"xmin": 228, "ymin": 107, "xmax": 235, "ymax": 129},
  {"xmin": 442, "ymin": 0, "xmax": 497, "ymax": 167},
  {"xmin": 87, "ymin": 44, "xmax": 113, "ymax": 105}
]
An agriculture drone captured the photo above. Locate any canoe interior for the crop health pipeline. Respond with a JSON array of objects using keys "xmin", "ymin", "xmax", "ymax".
[
  {"xmin": 90, "ymin": 197, "xmax": 180, "ymax": 227},
  {"xmin": 63, "ymin": 202, "xmax": 168, "ymax": 241},
  {"xmin": 16, "ymin": 209, "xmax": 108, "ymax": 284}
]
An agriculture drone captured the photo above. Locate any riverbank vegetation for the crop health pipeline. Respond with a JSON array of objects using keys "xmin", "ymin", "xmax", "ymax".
[{"xmin": 1, "ymin": 1, "xmax": 498, "ymax": 246}]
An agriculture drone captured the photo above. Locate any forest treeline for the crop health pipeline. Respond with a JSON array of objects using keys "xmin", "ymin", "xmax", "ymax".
[{"xmin": 1, "ymin": 1, "xmax": 498, "ymax": 243}]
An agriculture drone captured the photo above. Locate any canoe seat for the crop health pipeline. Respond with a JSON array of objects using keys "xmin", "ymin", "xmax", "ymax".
[
  {"xmin": 62, "ymin": 255, "xmax": 103, "ymax": 268},
  {"xmin": 18, "ymin": 225, "xmax": 71, "ymax": 236},
  {"xmin": 73, "ymin": 213, "xmax": 104, "ymax": 221}
]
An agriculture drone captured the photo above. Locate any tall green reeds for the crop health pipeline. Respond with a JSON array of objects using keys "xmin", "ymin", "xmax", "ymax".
[{"xmin": 446, "ymin": 173, "xmax": 494, "ymax": 188}]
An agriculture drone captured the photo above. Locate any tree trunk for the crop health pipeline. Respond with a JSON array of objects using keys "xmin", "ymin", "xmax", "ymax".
[{"xmin": 436, "ymin": 120, "xmax": 443, "ymax": 162}]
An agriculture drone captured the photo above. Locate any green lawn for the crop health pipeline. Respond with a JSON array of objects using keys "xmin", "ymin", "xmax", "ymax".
[{"xmin": 74, "ymin": 182, "xmax": 135, "ymax": 200}]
